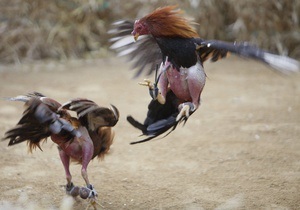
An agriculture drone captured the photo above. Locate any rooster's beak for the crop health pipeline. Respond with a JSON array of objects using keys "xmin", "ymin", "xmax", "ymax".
[{"xmin": 133, "ymin": 33, "xmax": 139, "ymax": 41}]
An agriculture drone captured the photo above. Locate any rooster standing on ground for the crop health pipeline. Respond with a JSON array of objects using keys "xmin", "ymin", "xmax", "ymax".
[
  {"xmin": 110, "ymin": 5, "xmax": 299, "ymax": 144},
  {"xmin": 3, "ymin": 92, "xmax": 119, "ymax": 209}
]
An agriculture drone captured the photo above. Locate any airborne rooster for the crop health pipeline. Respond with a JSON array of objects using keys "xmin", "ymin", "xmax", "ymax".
[
  {"xmin": 110, "ymin": 5, "xmax": 300, "ymax": 144},
  {"xmin": 2, "ymin": 92, "xmax": 119, "ymax": 209}
]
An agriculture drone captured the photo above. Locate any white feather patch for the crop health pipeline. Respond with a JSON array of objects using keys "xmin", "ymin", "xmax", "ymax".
[
  {"xmin": 263, "ymin": 52, "xmax": 300, "ymax": 74},
  {"xmin": 4, "ymin": 95, "xmax": 30, "ymax": 102},
  {"xmin": 117, "ymin": 46, "xmax": 138, "ymax": 56},
  {"xmin": 110, "ymin": 36, "xmax": 135, "ymax": 49}
]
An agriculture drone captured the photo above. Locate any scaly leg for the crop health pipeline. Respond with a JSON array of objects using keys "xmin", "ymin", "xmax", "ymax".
[
  {"xmin": 80, "ymin": 165, "xmax": 103, "ymax": 209},
  {"xmin": 58, "ymin": 148, "xmax": 80, "ymax": 197},
  {"xmin": 80, "ymin": 134, "xmax": 94, "ymax": 189},
  {"xmin": 77, "ymin": 133, "xmax": 102, "ymax": 209}
]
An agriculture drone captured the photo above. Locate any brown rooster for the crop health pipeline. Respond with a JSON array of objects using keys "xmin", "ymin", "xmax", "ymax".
[
  {"xmin": 2, "ymin": 92, "xmax": 119, "ymax": 208},
  {"xmin": 110, "ymin": 5, "xmax": 299, "ymax": 144}
]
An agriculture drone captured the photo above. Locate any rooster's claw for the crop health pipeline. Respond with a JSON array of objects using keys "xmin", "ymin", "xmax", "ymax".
[
  {"xmin": 176, "ymin": 103, "xmax": 195, "ymax": 122},
  {"xmin": 66, "ymin": 182, "xmax": 80, "ymax": 197},
  {"xmin": 138, "ymin": 79, "xmax": 155, "ymax": 89}
]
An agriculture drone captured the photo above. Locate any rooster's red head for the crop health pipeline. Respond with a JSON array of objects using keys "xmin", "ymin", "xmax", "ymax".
[
  {"xmin": 132, "ymin": 5, "xmax": 199, "ymax": 41},
  {"xmin": 132, "ymin": 20, "xmax": 150, "ymax": 41}
]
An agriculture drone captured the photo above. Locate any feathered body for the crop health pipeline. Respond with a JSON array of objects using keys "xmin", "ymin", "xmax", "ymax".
[
  {"xmin": 3, "ymin": 92, "xmax": 119, "ymax": 202},
  {"xmin": 110, "ymin": 6, "xmax": 299, "ymax": 144}
]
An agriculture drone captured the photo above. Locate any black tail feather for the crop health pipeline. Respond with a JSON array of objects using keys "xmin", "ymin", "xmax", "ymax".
[
  {"xmin": 127, "ymin": 90, "xmax": 195, "ymax": 144},
  {"xmin": 128, "ymin": 115, "xmax": 179, "ymax": 144},
  {"xmin": 127, "ymin": 116, "xmax": 147, "ymax": 133},
  {"xmin": 128, "ymin": 114, "xmax": 192, "ymax": 144}
]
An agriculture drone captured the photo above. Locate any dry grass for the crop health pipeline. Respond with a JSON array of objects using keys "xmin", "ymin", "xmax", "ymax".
[
  {"xmin": 0, "ymin": 0, "xmax": 299, "ymax": 64},
  {"xmin": 0, "ymin": 0, "xmax": 111, "ymax": 63}
]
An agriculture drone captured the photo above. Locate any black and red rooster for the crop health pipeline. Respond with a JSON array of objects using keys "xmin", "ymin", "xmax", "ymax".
[
  {"xmin": 110, "ymin": 5, "xmax": 299, "ymax": 144},
  {"xmin": 3, "ymin": 92, "xmax": 119, "ymax": 209}
]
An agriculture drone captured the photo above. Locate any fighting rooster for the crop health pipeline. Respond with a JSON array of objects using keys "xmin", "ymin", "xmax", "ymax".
[
  {"xmin": 3, "ymin": 92, "xmax": 119, "ymax": 208},
  {"xmin": 110, "ymin": 5, "xmax": 299, "ymax": 144}
]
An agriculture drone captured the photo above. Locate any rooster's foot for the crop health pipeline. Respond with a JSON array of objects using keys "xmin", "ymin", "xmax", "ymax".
[
  {"xmin": 176, "ymin": 102, "xmax": 195, "ymax": 122},
  {"xmin": 80, "ymin": 184, "xmax": 98, "ymax": 199},
  {"xmin": 87, "ymin": 184, "xmax": 98, "ymax": 199},
  {"xmin": 80, "ymin": 184, "xmax": 103, "ymax": 209},
  {"xmin": 66, "ymin": 182, "xmax": 80, "ymax": 197},
  {"xmin": 138, "ymin": 79, "xmax": 155, "ymax": 89},
  {"xmin": 139, "ymin": 79, "xmax": 165, "ymax": 104}
]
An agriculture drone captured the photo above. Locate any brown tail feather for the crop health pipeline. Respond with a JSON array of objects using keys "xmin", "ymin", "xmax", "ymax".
[
  {"xmin": 3, "ymin": 123, "xmax": 50, "ymax": 152},
  {"xmin": 90, "ymin": 127, "xmax": 114, "ymax": 160}
]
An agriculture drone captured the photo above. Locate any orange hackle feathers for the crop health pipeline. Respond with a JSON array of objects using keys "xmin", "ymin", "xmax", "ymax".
[{"xmin": 140, "ymin": 5, "xmax": 199, "ymax": 38}]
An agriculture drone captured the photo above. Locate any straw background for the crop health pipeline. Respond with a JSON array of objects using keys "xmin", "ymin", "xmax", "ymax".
[{"xmin": 0, "ymin": 0, "xmax": 299, "ymax": 64}]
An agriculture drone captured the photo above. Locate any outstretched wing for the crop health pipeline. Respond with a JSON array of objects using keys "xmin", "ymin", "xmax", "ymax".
[
  {"xmin": 109, "ymin": 20, "xmax": 162, "ymax": 77},
  {"xmin": 4, "ymin": 92, "xmax": 62, "ymax": 111},
  {"xmin": 4, "ymin": 92, "xmax": 67, "ymax": 129},
  {"xmin": 3, "ymin": 98, "xmax": 56, "ymax": 151},
  {"xmin": 195, "ymin": 39, "xmax": 300, "ymax": 74},
  {"xmin": 3, "ymin": 94, "xmax": 80, "ymax": 151},
  {"xmin": 110, "ymin": 20, "xmax": 299, "ymax": 75},
  {"xmin": 60, "ymin": 99, "xmax": 119, "ymax": 131}
]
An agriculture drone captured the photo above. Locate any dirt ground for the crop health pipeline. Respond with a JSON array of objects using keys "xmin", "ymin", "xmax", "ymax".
[{"xmin": 0, "ymin": 57, "xmax": 299, "ymax": 210}]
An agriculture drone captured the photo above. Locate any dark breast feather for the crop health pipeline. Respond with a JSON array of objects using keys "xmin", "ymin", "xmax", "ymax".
[{"xmin": 155, "ymin": 37, "xmax": 200, "ymax": 69}]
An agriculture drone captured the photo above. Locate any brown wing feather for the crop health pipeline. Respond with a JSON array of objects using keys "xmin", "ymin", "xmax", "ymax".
[
  {"xmin": 60, "ymin": 98, "xmax": 119, "ymax": 159},
  {"xmin": 60, "ymin": 98, "xmax": 119, "ymax": 131},
  {"xmin": 3, "ymin": 94, "xmax": 80, "ymax": 152},
  {"xmin": 3, "ymin": 98, "xmax": 52, "ymax": 152},
  {"xmin": 196, "ymin": 43, "xmax": 228, "ymax": 63}
]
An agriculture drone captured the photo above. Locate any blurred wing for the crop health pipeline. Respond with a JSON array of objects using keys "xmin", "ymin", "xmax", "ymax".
[
  {"xmin": 3, "ymin": 92, "xmax": 46, "ymax": 104},
  {"xmin": 109, "ymin": 20, "xmax": 162, "ymax": 77},
  {"xmin": 196, "ymin": 39, "xmax": 300, "ymax": 74},
  {"xmin": 4, "ymin": 92, "xmax": 61, "ymax": 111},
  {"xmin": 3, "ymin": 95, "xmax": 80, "ymax": 151},
  {"xmin": 4, "ymin": 92, "xmax": 62, "ymax": 125},
  {"xmin": 60, "ymin": 99, "xmax": 119, "ymax": 131},
  {"xmin": 3, "ymin": 98, "xmax": 53, "ymax": 151}
]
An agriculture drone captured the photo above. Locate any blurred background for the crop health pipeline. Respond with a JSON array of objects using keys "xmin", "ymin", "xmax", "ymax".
[{"xmin": 0, "ymin": 0, "xmax": 299, "ymax": 64}]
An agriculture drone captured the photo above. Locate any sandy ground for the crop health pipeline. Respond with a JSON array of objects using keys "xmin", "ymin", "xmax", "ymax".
[{"xmin": 0, "ymin": 57, "xmax": 299, "ymax": 210}]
